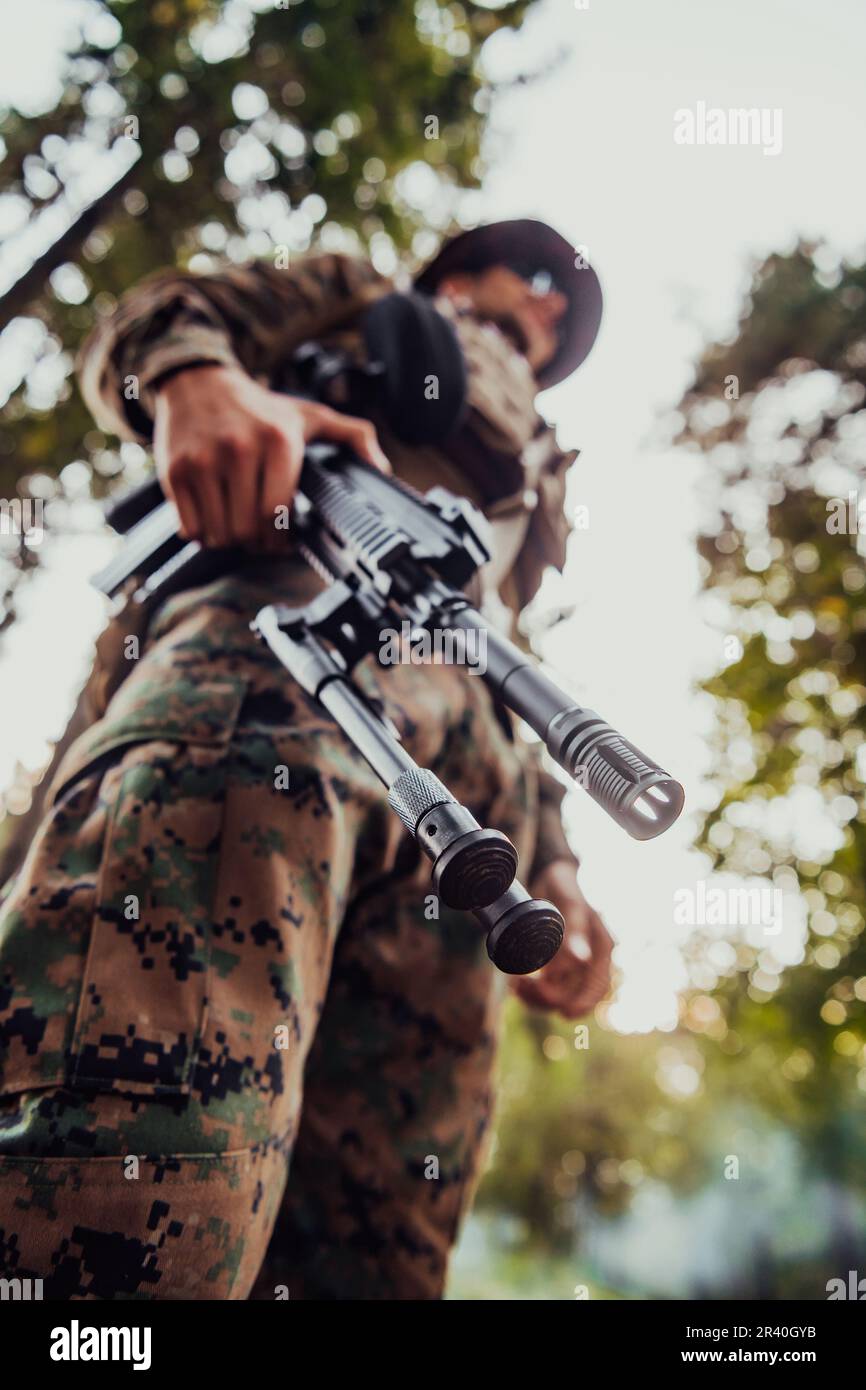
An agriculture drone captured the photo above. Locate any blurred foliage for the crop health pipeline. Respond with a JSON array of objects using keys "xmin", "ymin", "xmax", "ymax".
[
  {"xmin": 470, "ymin": 244, "xmax": 866, "ymax": 1295},
  {"xmin": 480, "ymin": 1000, "xmax": 705, "ymax": 1252},
  {"xmin": 674, "ymin": 242, "xmax": 866, "ymax": 1188}
]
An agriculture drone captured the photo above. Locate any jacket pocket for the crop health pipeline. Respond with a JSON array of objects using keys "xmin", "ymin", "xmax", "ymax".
[
  {"xmin": 49, "ymin": 672, "xmax": 250, "ymax": 804},
  {"xmin": 0, "ymin": 673, "xmax": 247, "ymax": 1100}
]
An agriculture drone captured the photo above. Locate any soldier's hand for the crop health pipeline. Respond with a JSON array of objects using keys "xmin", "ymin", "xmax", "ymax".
[
  {"xmin": 509, "ymin": 860, "xmax": 613, "ymax": 1018},
  {"xmin": 153, "ymin": 363, "xmax": 390, "ymax": 548}
]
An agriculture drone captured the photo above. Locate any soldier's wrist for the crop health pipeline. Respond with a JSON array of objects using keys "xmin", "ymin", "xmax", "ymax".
[{"xmin": 151, "ymin": 360, "xmax": 239, "ymax": 400}]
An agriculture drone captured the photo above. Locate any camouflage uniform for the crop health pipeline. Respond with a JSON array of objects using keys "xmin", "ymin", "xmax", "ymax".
[{"xmin": 0, "ymin": 254, "xmax": 577, "ymax": 1299}]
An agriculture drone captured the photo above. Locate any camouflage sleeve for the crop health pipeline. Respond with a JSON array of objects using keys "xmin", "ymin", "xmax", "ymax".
[
  {"xmin": 76, "ymin": 252, "xmax": 391, "ymax": 441},
  {"xmin": 527, "ymin": 749, "xmax": 580, "ymax": 880}
]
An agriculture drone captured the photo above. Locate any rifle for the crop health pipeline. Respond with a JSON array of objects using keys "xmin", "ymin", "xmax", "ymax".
[{"xmin": 92, "ymin": 342, "xmax": 684, "ymax": 974}]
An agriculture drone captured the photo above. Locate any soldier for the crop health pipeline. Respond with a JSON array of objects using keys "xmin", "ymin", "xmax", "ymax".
[{"xmin": 0, "ymin": 219, "xmax": 613, "ymax": 1300}]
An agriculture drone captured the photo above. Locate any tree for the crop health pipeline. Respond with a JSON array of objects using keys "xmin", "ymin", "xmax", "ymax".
[
  {"xmin": 673, "ymin": 242, "xmax": 866, "ymax": 1192},
  {"xmin": 468, "ymin": 246, "xmax": 866, "ymax": 1294}
]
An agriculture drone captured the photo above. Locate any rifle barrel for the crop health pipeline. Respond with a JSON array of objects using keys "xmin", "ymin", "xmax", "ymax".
[{"xmin": 447, "ymin": 606, "xmax": 684, "ymax": 841}]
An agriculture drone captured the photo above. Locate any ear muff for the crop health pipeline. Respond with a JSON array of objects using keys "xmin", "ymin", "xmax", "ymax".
[{"xmin": 361, "ymin": 291, "xmax": 467, "ymax": 446}]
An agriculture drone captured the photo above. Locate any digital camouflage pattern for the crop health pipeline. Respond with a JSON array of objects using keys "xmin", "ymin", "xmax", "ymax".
[
  {"xmin": 0, "ymin": 574, "xmax": 545, "ymax": 1299},
  {"xmin": 0, "ymin": 249, "xmax": 579, "ymax": 1298}
]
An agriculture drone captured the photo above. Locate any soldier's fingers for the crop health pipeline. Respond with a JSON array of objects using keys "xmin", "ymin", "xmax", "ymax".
[
  {"xmin": 219, "ymin": 437, "xmax": 259, "ymax": 546},
  {"xmin": 164, "ymin": 475, "xmax": 201, "ymax": 542},
  {"xmin": 510, "ymin": 974, "xmax": 558, "ymax": 1011},
  {"xmin": 564, "ymin": 953, "xmax": 613, "ymax": 1017},
  {"xmin": 512, "ymin": 939, "xmax": 610, "ymax": 1018},
  {"xmin": 260, "ymin": 426, "xmax": 302, "ymax": 538},
  {"xmin": 588, "ymin": 910, "xmax": 614, "ymax": 966},
  {"xmin": 193, "ymin": 466, "xmax": 230, "ymax": 548},
  {"xmin": 302, "ymin": 404, "xmax": 391, "ymax": 473},
  {"xmin": 566, "ymin": 930, "xmax": 592, "ymax": 964},
  {"xmin": 559, "ymin": 983, "xmax": 608, "ymax": 1020}
]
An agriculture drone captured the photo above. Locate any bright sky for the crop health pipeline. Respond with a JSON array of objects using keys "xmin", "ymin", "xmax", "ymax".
[{"xmin": 1, "ymin": 0, "xmax": 863, "ymax": 1030}]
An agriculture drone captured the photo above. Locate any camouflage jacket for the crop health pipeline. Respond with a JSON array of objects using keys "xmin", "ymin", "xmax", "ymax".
[{"xmin": 76, "ymin": 251, "xmax": 579, "ymax": 873}]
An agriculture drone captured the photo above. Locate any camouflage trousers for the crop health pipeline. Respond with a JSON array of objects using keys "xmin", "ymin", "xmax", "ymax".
[{"xmin": 0, "ymin": 576, "xmax": 539, "ymax": 1299}]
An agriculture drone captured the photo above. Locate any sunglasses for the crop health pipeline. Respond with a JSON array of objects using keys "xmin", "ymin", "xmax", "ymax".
[{"xmin": 502, "ymin": 261, "xmax": 557, "ymax": 296}]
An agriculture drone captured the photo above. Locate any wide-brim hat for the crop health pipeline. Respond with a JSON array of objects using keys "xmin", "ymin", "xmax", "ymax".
[{"xmin": 415, "ymin": 217, "xmax": 602, "ymax": 388}]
